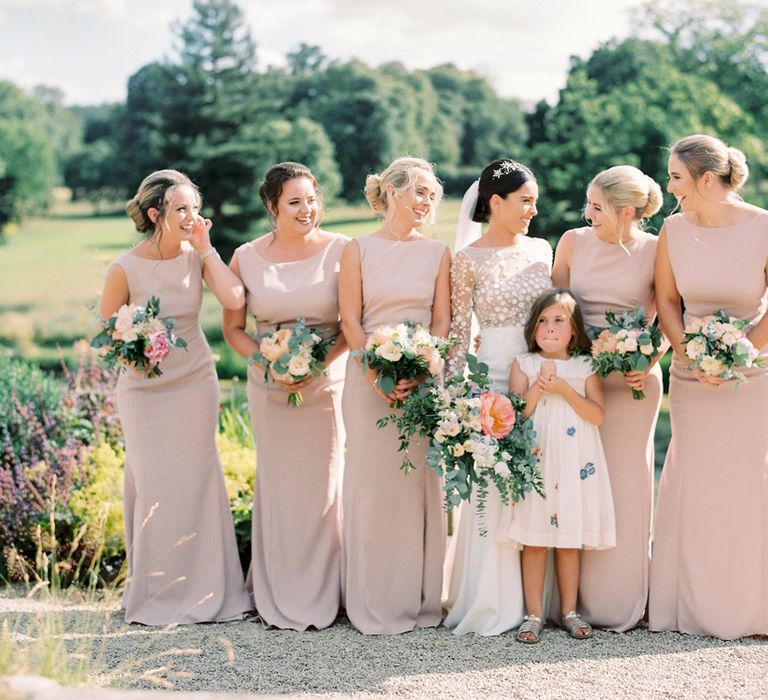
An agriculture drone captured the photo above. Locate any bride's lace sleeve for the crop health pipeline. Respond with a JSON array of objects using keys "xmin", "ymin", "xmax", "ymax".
[{"xmin": 447, "ymin": 251, "xmax": 474, "ymax": 376}]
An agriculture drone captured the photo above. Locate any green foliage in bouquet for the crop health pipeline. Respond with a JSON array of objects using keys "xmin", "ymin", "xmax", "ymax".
[{"xmin": 379, "ymin": 355, "xmax": 543, "ymax": 521}]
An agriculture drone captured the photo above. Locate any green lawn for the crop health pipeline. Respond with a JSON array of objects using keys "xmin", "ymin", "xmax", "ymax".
[{"xmin": 0, "ymin": 199, "xmax": 459, "ymax": 368}]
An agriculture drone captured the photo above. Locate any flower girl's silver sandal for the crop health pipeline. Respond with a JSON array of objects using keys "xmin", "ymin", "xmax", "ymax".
[
  {"xmin": 561, "ymin": 611, "xmax": 593, "ymax": 639},
  {"xmin": 516, "ymin": 614, "xmax": 543, "ymax": 644}
]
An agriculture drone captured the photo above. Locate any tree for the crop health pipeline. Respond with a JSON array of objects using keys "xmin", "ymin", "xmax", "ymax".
[
  {"xmin": 114, "ymin": 0, "xmax": 265, "ymax": 256},
  {"xmin": 0, "ymin": 82, "xmax": 55, "ymax": 234},
  {"xmin": 527, "ymin": 38, "xmax": 761, "ymax": 238}
]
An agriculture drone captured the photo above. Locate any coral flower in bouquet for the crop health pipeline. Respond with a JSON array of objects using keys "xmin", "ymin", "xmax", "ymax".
[
  {"xmin": 590, "ymin": 308, "xmax": 662, "ymax": 399},
  {"xmin": 91, "ymin": 296, "xmax": 187, "ymax": 378},
  {"xmin": 681, "ymin": 310, "xmax": 763, "ymax": 386},
  {"xmin": 359, "ymin": 320, "xmax": 455, "ymax": 406},
  {"xmin": 251, "ymin": 318, "xmax": 335, "ymax": 406},
  {"xmin": 378, "ymin": 354, "xmax": 543, "ymax": 524}
]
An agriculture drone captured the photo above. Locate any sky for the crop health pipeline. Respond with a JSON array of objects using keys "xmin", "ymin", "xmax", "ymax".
[{"xmin": 0, "ymin": 0, "xmax": 646, "ymax": 107}]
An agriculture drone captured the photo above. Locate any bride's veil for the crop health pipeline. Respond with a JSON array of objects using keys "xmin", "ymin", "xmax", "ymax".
[{"xmin": 453, "ymin": 179, "xmax": 482, "ymax": 253}]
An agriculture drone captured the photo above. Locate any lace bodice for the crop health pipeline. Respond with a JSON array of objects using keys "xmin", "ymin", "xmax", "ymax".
[{"xmin": 448, "ymin": 237, "xmax": 553, "ymax": 375}]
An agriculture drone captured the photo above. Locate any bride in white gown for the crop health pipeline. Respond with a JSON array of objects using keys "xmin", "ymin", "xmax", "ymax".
[{"xmin": 443, "ymin": 159, "xmax": 553, "ymax": 635}]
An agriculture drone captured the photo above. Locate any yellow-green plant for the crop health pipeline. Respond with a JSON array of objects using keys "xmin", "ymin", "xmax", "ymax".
[{"xmin": 216, "ymin": 431, "xmax": 255, "ymax": 569}]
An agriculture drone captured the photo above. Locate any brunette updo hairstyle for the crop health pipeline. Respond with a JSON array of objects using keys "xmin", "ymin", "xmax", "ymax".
[
  {"xmin": 473, "ymin": 158, "xmax": 536, "ymax": 223},
  {"xmin": 364, "ymin": 157, "xmax": 443, "ymax": 221},
  {"xmin": 125, "ymin": 169, "xmax": 200, "ymax": 235},
  {"xmin": 258, "ymin": 161, "xmax": 322, "ymax": 222},
  {"xmin": 671, "ymin": 134, "xmax": 749, "ymax": 192},
  {"xmin": 589, "ymin": 165, "xmax": 663, "ymax": 223},
  {"xmin": 523, "ymin": 288, "xmax": 592, "ymax": 356}
]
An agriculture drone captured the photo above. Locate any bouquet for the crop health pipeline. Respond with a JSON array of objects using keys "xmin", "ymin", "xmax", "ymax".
[
  {"xmin": 251, "ymin": 318, "xmax": 335, "ymax": 406},
  {"xmin": 358, "ymin": 320, "xmax": 455, "ymax": 406},
  {"xmin": 681, "ymin": 310, "xmax": 763, "ymax": 386},
  {"xmin": 590, "ymin": 308, "xmax": 663, "ymax": 399},
  {"xmin": 91, "ymin": 296, "xmax": 187, "ymax": 378},
  {"xmin": 379, "ymin": 355, "xmax": 543, "ymax": 526}
]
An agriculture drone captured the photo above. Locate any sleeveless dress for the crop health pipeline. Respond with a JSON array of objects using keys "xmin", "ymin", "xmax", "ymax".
[
  {"xmin": 115, "ymin": 245, "xmax": 250, "ymax": 625},
  {"xmin": 443, "ymin": 238, "xmax": 552, "ymax": 635},
  {"xmin": 506, "ymin": 354, "xmax": 616, "ymax": 550},
  {"xmin": 342, "ymin": 234, "xmax": 449, "ymax": 635},
  {"xmin": 568, "ymin": 227, "xmax": 661, "ymax": 631},
  {"xmin": 235, "ymin": 233, "xmax": 348, "ymax": 630},
  {"xmin": 649, "ymin": 211, "xmax": 768, "ymax": 640}
]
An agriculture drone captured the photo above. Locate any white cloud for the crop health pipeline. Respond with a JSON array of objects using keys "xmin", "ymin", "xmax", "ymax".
[{"xmin": 75, "ymin": 0, "xmax": 128, "ymax": 20}]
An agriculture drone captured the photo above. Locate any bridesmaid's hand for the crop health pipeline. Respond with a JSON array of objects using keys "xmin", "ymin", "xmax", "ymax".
[
  {"xmin": 623, "ymin": 368, "xmax": 649, "ymax": 392},
  {"xmin": 275, "ymin": 375, "xmax": 314, "ymax": 392},
  {"xmin": 691, "ymin": 367, "xmax": 726, "ymax": 387},
  {"xmin": 189, "ymin": 214, "xmax": 213, "ymax": 253}
]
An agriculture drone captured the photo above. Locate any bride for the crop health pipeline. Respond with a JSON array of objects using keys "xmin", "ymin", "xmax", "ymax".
[{"xmin": 443, "ymin": 158, "xmax": 552, "ymax": 635}]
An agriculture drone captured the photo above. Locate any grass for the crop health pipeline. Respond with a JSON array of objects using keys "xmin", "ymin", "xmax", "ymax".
[{"xmin": 0, "ymin": 198, "xmax": 460, "ymax": 373}]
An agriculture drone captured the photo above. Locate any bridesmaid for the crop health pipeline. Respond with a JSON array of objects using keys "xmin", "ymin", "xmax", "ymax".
[
  {"xmin": 222, "ymin": 162, "xmax": 348, "ymax": 630},
  {"xmin": 100, "ymin": 169, "xmax": 250, "ymax": 625},
  {"xmin": 552, "ymin": 165, "xmax": 664, "ymax": 631},
  {"xmin": 651, "ymin": 134, "xmax": 768, "ymax": 640},
  {"xmin": 443, "ymin": 158, "xmax": 552, "ymax": 636},
  {"xmin": 339, "ymin": 156, "xmax": 451, "ymax": 634}
]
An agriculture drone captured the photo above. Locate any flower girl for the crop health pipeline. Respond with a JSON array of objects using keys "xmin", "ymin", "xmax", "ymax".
[{"xmin": 507, "ymin": 289, "xmax": 615, "ymax": 643}]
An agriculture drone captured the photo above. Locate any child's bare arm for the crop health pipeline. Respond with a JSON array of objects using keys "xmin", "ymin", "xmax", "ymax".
[
  {"xmin": 509, "ymin": 359, "xmax": 539, "ymax": 418},
  {"xmin": 546, "ymin": 371, "xmax": 605, "ymax": 425}
]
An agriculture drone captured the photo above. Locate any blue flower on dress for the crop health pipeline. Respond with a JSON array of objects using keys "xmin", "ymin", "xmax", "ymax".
[
  {"xmin": 580, "ymin": 462, "xmax": 596, "ymax": 480},
  {"xmin": 550, "ymin": 514, "xmax": 559, "ymax": 528},
  {"xmin": 566, "ymin": 426, "xmax": 576, "ymax": 436}
]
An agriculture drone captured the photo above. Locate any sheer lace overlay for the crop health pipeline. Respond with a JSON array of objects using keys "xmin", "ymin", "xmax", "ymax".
[{"xmin": 447, "ymin": 237, "xmax": 553, "ymax": 376}]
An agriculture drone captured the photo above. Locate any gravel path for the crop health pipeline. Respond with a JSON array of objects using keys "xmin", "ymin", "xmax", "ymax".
[{"xmin": 2, "ymin": 592, "xmax": 767, "ymax": 699}]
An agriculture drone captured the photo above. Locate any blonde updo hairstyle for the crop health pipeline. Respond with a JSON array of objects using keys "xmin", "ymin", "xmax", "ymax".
[
  {"xmin": 364, "ymin": 156, "xmax": 443, "ymax": 222},
  {"xmin": 589, "ymin": 165, "xmax": 663, "ymax": 226},
  {"xmin": 671, "ymin": 134, "xmax": 749, "ymax": 192},
  {"xmin": 125, "ymin": 169, "xmax": 200, "ymax": 235}
]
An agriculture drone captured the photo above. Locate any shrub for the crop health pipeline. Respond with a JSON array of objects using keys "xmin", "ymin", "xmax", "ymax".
[{"xmin": 216, "ymin": 407, "xmax": 255, "ymax": 572}]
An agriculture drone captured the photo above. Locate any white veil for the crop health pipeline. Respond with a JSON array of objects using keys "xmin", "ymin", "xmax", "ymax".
[
  {"xmin": 453, "ymin": 179, "xmax": 482, "ymax": 253},
  {"xmin": 452, "ymin": 179, "xmax": 483, "ymax": 365}
]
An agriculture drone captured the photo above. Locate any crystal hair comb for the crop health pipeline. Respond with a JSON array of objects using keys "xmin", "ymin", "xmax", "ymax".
[{"xmin": 492, "ymin": 160, "xmax": 523, "ymax": 179}]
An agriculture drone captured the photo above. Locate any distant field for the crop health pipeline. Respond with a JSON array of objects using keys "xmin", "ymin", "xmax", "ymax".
[{"xmin": 0, "ymin": 198, "xmax": 460, "ymax": 368}]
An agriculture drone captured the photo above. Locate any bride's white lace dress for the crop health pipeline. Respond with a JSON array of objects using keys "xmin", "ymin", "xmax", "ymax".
[{"xmin": 443, "ymin": 237, "xmax": 552, "ymax": 635}]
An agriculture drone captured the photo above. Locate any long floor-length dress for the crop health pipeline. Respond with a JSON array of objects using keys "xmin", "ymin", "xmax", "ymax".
[
  {"xmin": 116, "ymin": 246, "xmax": 250, "ymax": 625},
  {"xmin": 649, "ymin": 211, "xmax": 768, "ymax": 640},
  {"xmin": 235, "ymin": 233, "xmax": 348, "ymax": 630},
  {"xmin": 342, "ymin": 235, "xmax": 449, "ymax": 635},
  {"xmin": 506, "ymin": 354, "xmax": 616, "ymax": 550},
  {"xmin": 443, "ymin": 238, "xmax": 552, "ymax": 635},
  {"xmin": 568, "ymin": 227, "xmax": 662, "ymax": 631}
]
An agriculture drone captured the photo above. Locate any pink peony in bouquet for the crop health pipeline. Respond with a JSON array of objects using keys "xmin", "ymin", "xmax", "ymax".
[
  {"xmin": 91, "ymin": 296, "xmax": 187, "ymax": 378},
  {"xmin": 378, "ymin": 354, "xmax": 543, "ymax": 529}
]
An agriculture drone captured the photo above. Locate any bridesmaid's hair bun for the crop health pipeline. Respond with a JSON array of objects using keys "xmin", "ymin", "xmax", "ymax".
[
  {"xmin": 671, "ymin": 134, "xmax": 749, "ymax": 192},
  {"xmin": 589, "ymin": 165, "xmax": 662, "ymax": 223},
  {"xmin": 473, "ymin": 158, "xmax": 536, "ymax": 224},
  {"xmin": 259, "ymin": 161, "xmax": 321, "ymax": 220},
  {"xmin": 127, "ymin": 169, "xmax": 199, "ymax": 236},
  {"xmin": 641, "ymin": 176, "xmax": 664, "ymax": 219},
  {"xmin": 364, "ymin": 157, "xmax": 443, "ymax": 221},
  {"xmin": 727, "ymin": 147, "xmax": 749, "ymax": 191},
  {"xmin": 364, "ymin": 173, "xmax": 385, "ymax": 213}
]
